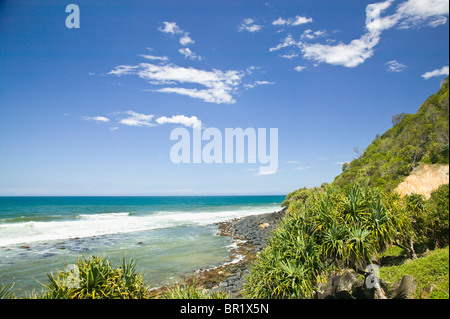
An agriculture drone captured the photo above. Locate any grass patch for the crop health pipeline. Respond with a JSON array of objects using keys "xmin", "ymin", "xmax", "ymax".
[
  {"xmin": 380, "ymin": 247, "xmax": 449, "ymax": 299},
  {"xmin": 377, "ymin": 245, "xmax": 407, "ymax": 258}
]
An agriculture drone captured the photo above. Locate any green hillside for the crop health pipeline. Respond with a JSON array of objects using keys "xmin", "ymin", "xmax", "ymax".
[
  {"xmin": 250, "ymin": 78, "xmax": 450, "ymax": 299},
  {"xmin": 333, "ymin": 77, "xmax": 449, "ymax": 191}
]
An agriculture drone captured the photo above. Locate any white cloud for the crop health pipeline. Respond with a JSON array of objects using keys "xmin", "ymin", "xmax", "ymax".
[
  {"xmin": 108, "ymin": 65, "xmax": 139, "ymax": 76},
  {"xmin": 295, "ymin": 166, "xmax": 311, "ymax": 170},
  {"xmin": 178, "ymin": 48, "xmax": 202, "ymax": 60},
  {"xmin": 421, "ymin": 66, "xmax": 449, "ymax": 79},
  {"xmin": 119, "ymin": 111, "xmax": 156, "ymax": 127},
  {"xmin": 272, "ymin": 15, "xmax": 313, "ymax": 26},
  {"xmin": 82, "ymin": 116, "xmax": 110, "ymax": 123},
  {"xmin": 154, "ymin": 87, "xmax": 228, "ymax": 104},
  {"xmin": 158, "ymin": 22, "xmax": 183, "ymax": 34},
  {"xmin": 156, "ymin": 115, "xmax": 201, "ymax": 128},
  {"xmin": 296, "ymin": 0, "xmax": 395, "ymax": 68},
  {"xmin": 396, "ymin": 0, "xmax": 449, "ymax": 28},
  {"xmin": 300, "ymin": 31, "xmax": 381, "ymax": 68},
  {"xmin": 158, "ymin": 21, "xmax": 197, "ymax": 52},
  {"xmin": 292, "ymin": 15, "xmax": 313, "ymax": 25},
  {"xmin": 243, "ymin": 80, "xmax": 275, "ymax": 89},
  {"xmin": 280, "ymin": 53, "xmax": 299, "ymax": 59},
  {"xmin": 118, "ymin": 112, "xmax": 202, "ymax": 129},
  {"xmin": 139, "ymin": 54, "xmax": 169, "ymax": 62},
  {"xmin": 269, "ymin": 34, "xmax": 299, "ymax": 52},
  {"xmin": 291, "ymin": 1, "xmax": 393, "ymax": 67},
  {"xmin": 272, "ymin": 17, "xmax": 288, "ymax": 26},
  {"xmin": 386, "ymin": 60, "xmax": 407, "ymax": 72},
  {"xmin": 179, "ymin": 34, "xmax": 195, "ymax": 46},
  {"xmin": 301, "ymin": 29, "xmax": 326, "ymax": 40},
  {"xmin": 270, "ymin": 0, "xmax": 448, "ymax": 68},
  {"xmin": 110, "ymin": 62, "xmax": 246, "ymax": 104},
  {"xmin": 239, "ymin": 18, "xmax": 262, "ymax": 32},
  {"xmin": 294, "ymin": 66, "xmax": 306, "ymax": 72}
]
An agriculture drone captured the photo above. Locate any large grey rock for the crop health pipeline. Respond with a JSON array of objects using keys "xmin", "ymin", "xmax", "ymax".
[{"xmin": 393, "ymin": 275, "xmax": 416, "ymax": 299}]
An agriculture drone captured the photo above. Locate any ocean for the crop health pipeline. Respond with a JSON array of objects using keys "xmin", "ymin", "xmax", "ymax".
[{"xmin": 0, "ymin": 196, "xmax": 284, "ymax": 296}]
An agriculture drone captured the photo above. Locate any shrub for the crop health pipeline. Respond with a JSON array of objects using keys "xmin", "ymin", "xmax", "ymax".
[
  {"xmin": 161, "ymin": 281, "xmax": 230, "ymax": 299},
  {"xmin": 244, "ymin": 185, "xmax": 408, "ymax": 299},
  {"xmin": 41, "ymin": 255, "xmax": 148, "ymax": 299},
  {"xmin": 423, "ymin": 184, "xmax": 449, "ymax": 249}
]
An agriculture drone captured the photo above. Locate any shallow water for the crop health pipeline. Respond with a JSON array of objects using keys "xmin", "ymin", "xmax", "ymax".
[{"xmin": 0, "ymin": 196, "xmax": 284, "ymax": 296}]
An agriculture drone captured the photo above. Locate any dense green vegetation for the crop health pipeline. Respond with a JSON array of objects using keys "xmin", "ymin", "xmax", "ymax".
[
  {"xmin": 333, "ymin": 77, "xmax": 449, "ymax": 191},
  {"xmin": 245, "ymin": 79, "xmax": 449, "ymax": 299},
  {"xmin": 404, "ymin": 184, "xmax": 449, "ymax": 252},
  {"xmin": 244, "ymin": 184, "xmax": 449, "ymax": 299}
]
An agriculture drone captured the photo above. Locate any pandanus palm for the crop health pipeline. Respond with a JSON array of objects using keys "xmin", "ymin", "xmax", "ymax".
[
  {"xmin": 346, "ymin": 225, "xmax": 375, "ymax": 269},
  {"xmin": 321, "ymin": 223, "xmax": 347, "ymax": 262},
  {"xmin": 365, "ymin": 197, "xmax": 392, "ymax": 250},
  {"xmin": 343, "ymin": 185, "xmax": 366, "ymax": 222}
]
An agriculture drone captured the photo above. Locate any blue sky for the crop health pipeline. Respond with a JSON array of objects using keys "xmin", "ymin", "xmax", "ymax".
[{"xmin": 0, "ymin": 0, "xmax": 448, "ymax": 195}]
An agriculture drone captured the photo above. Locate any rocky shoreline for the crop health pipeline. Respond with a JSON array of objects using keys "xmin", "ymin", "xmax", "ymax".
[
  {"xmin": 210, "ymin": 207, "xmax": 286, "ymax": 297},
  {"xmin": 149, "ymin": 208, "xmax": 286, "ymax": 298}
]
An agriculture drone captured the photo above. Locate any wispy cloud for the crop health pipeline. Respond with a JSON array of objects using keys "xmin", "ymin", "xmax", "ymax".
[
  {"xmin": 158, "ymin": 21, "xmax": 200, "ymax": 57},
  {"xmin": 269, "ymin": 34, "xmax": 298, "ymax": 52},
  {"xmin": 238, "ymin": 18, "xmax": 262, "ymax": 32},
  {"xmin": 90, "ymin": 111, "xmax": 203, "ymax": 129},
  {"xmin": 243, "ymin": 80, "xmax": 275, "ymax": 89},
  {"xmin": 421, "ymin": 66, "xmax": 449, "ymax": 79},
  {"xmin": 272, "ymin": 15, "xmax": 313, "ymax": 26},
  {"xmin": 270, "ymin": 0, "xmax": 449, "ymax": 68},
  {"xmin": 301, "ymin": 29, "xmax": 326, "ymax": 40},
  {"xmin": 158, "ymin": 21, "xmax": 183, "ymax": 34},
  {"xmin": 299, "ymin": 29, "xmax": 382, "ymax": 68},
  {"xmin": 395, "ymin": 0, "xmax": 449, "ymax": 29},
  {"xmin": 179, "ymin": 34, "xmax": 195, "ymax": 46},
  {"xmin": 178, "ymin": 48, "xmax": 201, "ymax": 60},
  {"xmin": 156, "ymin": 115, "xmax": 201, "ymax": 128},
  {"xmin": 109, "ymin": 62, "xmax": 247, "ymax": 104},
  {"xmin": 386, "ymin": 60, "xmax": 407, "ymax": 72},
  {"xmin": 280, "ymin": 53, "xmax": 299, "ymax": 59},
  {"xmin": 294, "ymin": 66, "xmax": 306, "ymax": 72},
  {"xmin": 119, "ymin": 111, "xmax": 156, "ymax": 127},
  {"xmin": 82, "ymin": 116, "xmax": 110, "ymax": 123},
  {"xmin": 269, "ymin": 1, "xmax": 388, "ymax": 68},
  {"xmin": 139, "ymin": 54, "xmax": 169, "ymax": 62}
]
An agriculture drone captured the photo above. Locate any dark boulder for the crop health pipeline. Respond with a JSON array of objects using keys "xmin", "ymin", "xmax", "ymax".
[{"xmin": 392, "ymin": 275, "xmax": 416, "ymax": 299}]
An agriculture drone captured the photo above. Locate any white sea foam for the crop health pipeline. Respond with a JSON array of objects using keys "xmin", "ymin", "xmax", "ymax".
[{"xmin": 0, "ymin": 206, "xmax": 279, "ymax": 247}]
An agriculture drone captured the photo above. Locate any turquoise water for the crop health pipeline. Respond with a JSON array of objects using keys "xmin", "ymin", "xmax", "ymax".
[{"xmin": 0, "ymin": 196, "xmax": 284, "ymax": 295}]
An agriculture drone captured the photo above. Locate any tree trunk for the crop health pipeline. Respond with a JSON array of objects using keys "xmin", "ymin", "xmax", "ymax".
[{"xmin": 409, "ymin": 238, "xmax": 418, "ymax": 260}]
